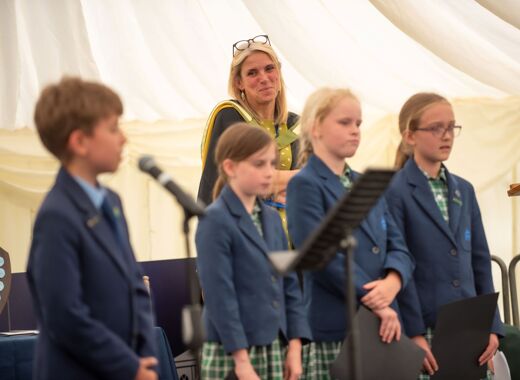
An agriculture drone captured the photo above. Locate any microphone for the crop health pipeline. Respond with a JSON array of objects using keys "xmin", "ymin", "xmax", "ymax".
[{"xmin": 138, "ymin": 155, "xmax": 205, "ymax": 217}]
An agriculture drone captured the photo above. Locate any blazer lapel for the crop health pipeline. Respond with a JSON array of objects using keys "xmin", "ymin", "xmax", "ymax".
[
  {"xmin": 350, "ymin": 170, "xmax": 380, "ymax": 245},
  {"xmin": 360, "ymin": 210, "xmax": 382, "ymax": 246},
  {"xmin": 88, "ymin": 216, "xmax": 131, "ymax": 277},
  {"xmin": 308, "ymin": 155, "xmax": 344, "ymax": 201},
  {"xmin": 310, "ymin": 156, "xmax": 379, "ymax": 245},
  {"xmin": 446, "ymin": 169, "xmax": 463, "ymax": 235},
  {"xmin": 405, "ymin": 160, "xmax": 457, "ymax": 246},
  {"xmin": 260, "ymin": 201, "xmax": 282, "ymax": 251},
  {"xmin": 221, "ymin": 186, "xmax": 269, "ymax": 255},
  {"xmin": 57, "ymin": 168, "xmax": 131, "ymax": 279}
]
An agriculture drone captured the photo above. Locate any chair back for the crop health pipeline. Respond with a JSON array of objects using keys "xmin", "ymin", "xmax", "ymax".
[
  {"xmin": 492, "ymin": 255, "xmax": 512, "ymax": 325},
  {"xmin": 509, "ymin": 255, "xmax": 520, "ymax": 327},
  {"xmin": 0, "ymin": 247, "xmax": 12, "ymax": 316}
]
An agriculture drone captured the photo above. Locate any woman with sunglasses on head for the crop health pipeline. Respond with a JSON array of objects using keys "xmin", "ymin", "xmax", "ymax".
[
  {"xmin": 386, "ymin": 93, "xmax": 503, "ymax": 379},
  {"xmin": 199, "ymin": 35, "xmax": 300, "ymax": 230}
]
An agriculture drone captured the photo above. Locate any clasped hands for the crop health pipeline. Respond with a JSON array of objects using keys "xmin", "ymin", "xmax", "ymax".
[{"xmin": 361, "ymin": 271, "xmax": 402, "ymax": 344}]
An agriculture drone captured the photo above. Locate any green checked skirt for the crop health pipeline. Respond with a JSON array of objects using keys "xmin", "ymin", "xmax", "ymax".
[
  {"xmin": 417, "ymin": 328, "xmax": 493, "ymax": 380},
  {"xmin": 201, "ymin": 338, "xmax": 285, "ymax": 379},
  {"xmin": 301, "ymin": 341, "xmax": 342, "ymax": 380}
]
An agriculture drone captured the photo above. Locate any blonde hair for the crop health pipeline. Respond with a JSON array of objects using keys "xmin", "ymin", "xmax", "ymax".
[
  {"xmin": 212, "ymin": 123, "xmax": 276, "ymax": 200},
  {"xmin": 228, "ymin": 43, "xmax": 288, "ymax": 125},
  {"xmin": 34, "ymin": 77, "xmax": 123, "ymax": 163},
  {"xmin": 298, "ymin": 87, "xmax": 360, "ymax": 166},
  {"xmin": 395, "ymin": 92, "xmax": 450, "ymax": 169}
]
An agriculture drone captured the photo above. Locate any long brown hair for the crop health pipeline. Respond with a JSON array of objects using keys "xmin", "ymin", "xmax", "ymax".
[
  {"xmin": 212, "ymin": 123, "xmax": 276, "ymax": 200},
  {"xmin": 228, "ymin": 43, "xmax": 288, "ymax": 125},
  {"xmin": 395, "ymin": 92, "xmax": 450, "ymax": 169}
]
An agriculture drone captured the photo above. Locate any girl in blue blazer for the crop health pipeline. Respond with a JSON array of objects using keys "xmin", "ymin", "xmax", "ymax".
[
  {"xmin": 286, "ymin": 88, "xmax": 415, "ymax": 378},
  {"xmin": 386, "ymin": 92, "xmax": 503, "ymax": 379},
  {"xmin": 196, "ymin": 123, "xmax": 311, "ymax": 380}
]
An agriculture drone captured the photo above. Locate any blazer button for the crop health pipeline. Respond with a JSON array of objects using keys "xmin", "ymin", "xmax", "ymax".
[
  {"xmin": 452, "ymin": 280, "xmax": 460, "ymax": 287},
  {"xmin": 450, "ymin": 249, "xmax": 457, "ymax": 256},
  {"xmin": 272, "ymin": 300, "xmax": 279, "ymax": 309},
  {"xmin": 271, "ymin": 275, "xmax": 277, "ymax": 283},
  {"xmin": 372, "ymin": 246, "xmax": 380, "ymax": 254}
]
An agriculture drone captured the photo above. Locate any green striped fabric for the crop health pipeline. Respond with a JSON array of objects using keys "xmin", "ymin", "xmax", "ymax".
[{"xmin": 201, "ymin": 338, "xmax": 285, "ymax": 379}]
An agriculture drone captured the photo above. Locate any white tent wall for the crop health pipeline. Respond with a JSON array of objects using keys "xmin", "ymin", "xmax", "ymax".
[
  {"xmin": 4, "ymin": 0, "xmax": 520, "ymax": 130},
  {"xmin": 2, "ymin": 99, "xmax": 519, "ymax": 269},
  {"xmin": 1, "ymin": 1, "xmax": 520, "ymax": 310}
]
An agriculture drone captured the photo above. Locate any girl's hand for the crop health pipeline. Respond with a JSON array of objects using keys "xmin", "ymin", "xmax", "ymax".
[
  {"xmin": 372, "ymin": 306, "xmax": 401, "ymax": 343},
  {"xmin": 233, "ymin": 349, "xmax": 261, "ymax": 380},
  {"xmin": 412, "ymin": 335, "xmax": 438, "ymax": 376},
  {"xmin": 134, "ymin": 357, "xmax": 158, "ymax": 380},
  {"xmin": 361, "ymin": 271, "xmax": 402, "ymax": 310},
  {"xmin": 284, "ymin": 339, "xmax": 303, "ymax": 380},
  {"xmin": 234, "ymin": 363, "xmax": 260, "ymax": 380},
  {"xmin": 478, "ymin": 333, "xmax": 499, "ymax": 366}
]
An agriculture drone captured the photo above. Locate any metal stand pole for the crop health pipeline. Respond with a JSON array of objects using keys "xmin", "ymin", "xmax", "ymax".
[
  {"xmin": 340, "ymin": 233, "xmax": 362, "ymax": 380},
  {"xmin": 181, "ymin": 212, "xmax": 204, "ymax": 379}
]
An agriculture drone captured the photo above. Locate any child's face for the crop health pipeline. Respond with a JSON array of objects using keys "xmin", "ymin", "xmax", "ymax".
[
  {"xmin": 313, "ymin": 97, "xmax": 362, "ymax": 160},
  {"xmin": 81, "ymin": 114, "xmax": 126, "ymax": 175},
  {"xmin": 237, "ymin": 51, "xmax": 280, "ymax": 110},
  {"xmin": 226, "ymin": 143, "xmax": 277, "ymax": 198},
  {"xmin": 407, "ymin": 102, "xmax": 455, "ymax": 166}
]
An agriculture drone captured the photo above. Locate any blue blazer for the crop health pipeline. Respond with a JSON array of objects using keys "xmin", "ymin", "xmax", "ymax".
[
  {"xmin": 26, "ymin": 168, "xmax": 157, "ymax": 380},
  {"xmin": 385, "ymin": 158, "xmax": 503, "ymax": 337},
  {"xmin": 286, "ymin": 155, "xmax": 414, "ymax": 342},
  {"xmin": 195, "ymin": 185, "xmax": 311, "ymax": 353}
]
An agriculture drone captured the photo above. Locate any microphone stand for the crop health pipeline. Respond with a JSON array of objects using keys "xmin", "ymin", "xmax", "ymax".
[
  {"xmin": 138, "ymin": 156, "xmax": 205, "ymax": 377},
  {"xmin": 138, "ymin": 155, "xmax": 205, "ymax": 378},
  {"xmin": 180, "ymin": 208, "xmax": 204, "ymax": 379}
]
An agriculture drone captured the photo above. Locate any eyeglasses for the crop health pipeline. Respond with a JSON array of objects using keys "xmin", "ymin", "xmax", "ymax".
[
  {"xmin": 232, "ymin": 34, "xmax": 270, "ymax": 56},
  {"xmin": 415, "ymin": 122, "xmax": 462, "ymax": 137}
]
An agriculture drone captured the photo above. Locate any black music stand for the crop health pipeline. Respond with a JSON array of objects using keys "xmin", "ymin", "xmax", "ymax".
[{"xmin": 269, "ymin": 169, "xmax": 396, "ymax": 380}]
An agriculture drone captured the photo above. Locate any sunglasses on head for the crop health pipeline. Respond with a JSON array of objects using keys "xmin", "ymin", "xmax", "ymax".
[{"xmin": 232, "ymin": 34, "xmax": 271, "ymax": 56}]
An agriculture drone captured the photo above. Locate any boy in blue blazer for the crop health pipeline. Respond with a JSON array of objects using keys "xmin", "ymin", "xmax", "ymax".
[
  {"xmin": 26, "ymin": 77, "xmax": 158, "ymax": 380},
  {"xmin": 387, "ymin": 92, "xmax": 503, "ymax": 379}
]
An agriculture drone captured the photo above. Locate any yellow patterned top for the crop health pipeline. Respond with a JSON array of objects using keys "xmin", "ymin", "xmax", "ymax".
[
  {"xmin": 259, "ymin": 120, "xmax": 292, "ymax": 170},
  {"xmin": 200, "ymin": 101, "xmax": 299, "ymax": 170}
]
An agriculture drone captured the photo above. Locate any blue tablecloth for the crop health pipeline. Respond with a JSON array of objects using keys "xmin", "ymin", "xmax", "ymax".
[{"xmin": 0, "ymin": 327, "xmax": 179, "ymax": 380}]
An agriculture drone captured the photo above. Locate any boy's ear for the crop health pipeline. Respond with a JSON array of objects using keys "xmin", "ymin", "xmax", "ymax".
[
  {"xmin": 67, "ymin": 129, "xmax": 88, "ymax": 157},
  {"xmin": 222, "ymin": 158, "xmax": 236, "ymax": 178}
]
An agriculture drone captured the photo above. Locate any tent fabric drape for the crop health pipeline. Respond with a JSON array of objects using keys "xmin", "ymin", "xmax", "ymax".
[
  {"xmin": 3, "ymin": 0, "xmax": 519, "ymax": 130},
  {"xmin": 1, "ymin": 0, "xmax": 519, "ymax": 301}
]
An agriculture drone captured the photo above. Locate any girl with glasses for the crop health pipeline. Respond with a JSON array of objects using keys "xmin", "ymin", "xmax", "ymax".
[
  {"xmin": 387, "ymin": 92, "xmax": 503, "ymax": 379},
  {"xmin": 199, "ymin": 35, "xmax": 300, "ymax": 236}
]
